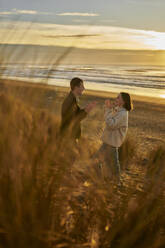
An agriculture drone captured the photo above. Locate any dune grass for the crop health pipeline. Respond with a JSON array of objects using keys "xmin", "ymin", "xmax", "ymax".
[{"xmin": 0, "ymin": 89, "xmax": 164, "ymax": 248}]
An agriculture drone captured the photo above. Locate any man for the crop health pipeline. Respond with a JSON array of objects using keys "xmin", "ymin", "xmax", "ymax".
[{"xmin": 60, "ymin": 77, "xmax": 96, "ymax": 143}]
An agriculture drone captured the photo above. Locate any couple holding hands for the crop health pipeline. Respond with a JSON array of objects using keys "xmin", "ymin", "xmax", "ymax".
[{"xmin": 60, "ymin": 77, "xmax": 133, "ymax": 182}]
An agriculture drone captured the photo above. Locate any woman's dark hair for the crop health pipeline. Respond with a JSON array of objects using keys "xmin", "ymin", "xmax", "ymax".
[
  {"xmin": 120, "ymin": 92, "xmax": 133, "ymax": 111},
  {"xmin": 70, "ymin": 77, "xmax": 83, "ymax": 90}
]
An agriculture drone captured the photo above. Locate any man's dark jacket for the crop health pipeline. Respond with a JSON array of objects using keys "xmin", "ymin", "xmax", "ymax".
[{"xmin": 60, "ymin": 91, "xmax": 87, "ymax": 140}]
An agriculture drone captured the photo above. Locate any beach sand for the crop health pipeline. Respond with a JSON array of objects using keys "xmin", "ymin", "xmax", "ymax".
[{"xmin": 1, "ymin": 78, "xmax": 165, "ymax": 157}]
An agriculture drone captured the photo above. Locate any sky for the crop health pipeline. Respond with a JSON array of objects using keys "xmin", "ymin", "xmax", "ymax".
[{"xmin": 0, "ymin": 0, "xmax": 165, "ymax": 51}]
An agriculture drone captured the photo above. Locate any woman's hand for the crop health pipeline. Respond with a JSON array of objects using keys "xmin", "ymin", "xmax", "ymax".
[{"xmin": 105, "ymin": 99, "xmax": 114, "ymax": 109}]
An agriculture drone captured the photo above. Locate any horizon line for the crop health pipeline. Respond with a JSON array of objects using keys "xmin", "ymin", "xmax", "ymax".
[{"xmin": 1, "ymin": 43, "xmax": 165, "ymax": 52}]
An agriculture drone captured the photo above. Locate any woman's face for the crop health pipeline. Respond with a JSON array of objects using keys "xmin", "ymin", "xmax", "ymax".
[{"xmin": 115, "ymin": 94, "xmax": 124, "ymax": 107}]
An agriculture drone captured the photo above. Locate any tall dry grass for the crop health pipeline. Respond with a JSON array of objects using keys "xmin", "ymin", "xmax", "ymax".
[
  {"xmin": 0, "ymin": 92, "xmax": 109, "ymax": 247},
  {"xmin": 0, "ymin": 90, "xmax": 164, "ymax": 247}
]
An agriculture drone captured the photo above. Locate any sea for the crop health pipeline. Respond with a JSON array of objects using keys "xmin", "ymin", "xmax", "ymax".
[{"xmin": 1, "ymin": 63, "xmax": 165, "ymax": 99}]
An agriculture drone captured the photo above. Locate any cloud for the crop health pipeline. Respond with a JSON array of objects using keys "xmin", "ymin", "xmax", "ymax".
[
  {"xmin": 14, "ymin": 9, "xmax": 38, "ymax": 15},
  {"xmin": 0, "ymin": 11, "xmax": 13, "ymax": 15},
  {"xmin": 0, "ymin": 21, "xmax": 165, "ymax": 50},
  {"xmin": 57, "ymin": 12, "xmax": 99, "ymax": 17},
  {"xmin": 43, "ymin": 34, "xmax": 100, "ymax": 38},
  {"xmin": 0, "ymin": 9, "xmax": 53, "ymax": 16}
]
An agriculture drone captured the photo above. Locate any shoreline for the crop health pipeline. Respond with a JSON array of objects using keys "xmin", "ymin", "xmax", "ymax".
[{"xmin": 1, "ymin": 77, "xmax": 165, "ymax": 105}]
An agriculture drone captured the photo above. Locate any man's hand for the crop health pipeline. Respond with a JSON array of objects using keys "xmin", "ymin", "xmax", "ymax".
[{"xmin": 85, "ymin": 101, "xmax": 97, "ymax": 113}]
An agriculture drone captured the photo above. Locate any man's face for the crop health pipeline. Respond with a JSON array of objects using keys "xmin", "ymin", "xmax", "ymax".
[{"xmin": 75, "ymin": 82, "xmax": 85, "ymax": 96}]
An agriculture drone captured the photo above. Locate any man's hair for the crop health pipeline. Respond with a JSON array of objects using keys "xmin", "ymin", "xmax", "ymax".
[
  {"xmin": 70, "ymin": 77, "xmax": 83, "ymax": 90},
  {"xmin": 120, "ymin": 92, "xmax": 133, "ymax": 111}
]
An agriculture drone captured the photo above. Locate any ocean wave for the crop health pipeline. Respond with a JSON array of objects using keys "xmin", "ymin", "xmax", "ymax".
[{"xmin": 1, "ymin": 64, "xmax": 165, "ymax": 96}]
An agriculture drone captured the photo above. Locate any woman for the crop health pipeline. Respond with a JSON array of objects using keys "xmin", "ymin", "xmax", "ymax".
[{"xmin": 99, "ymin": 92, "xmax": 133, "ymax": 182}]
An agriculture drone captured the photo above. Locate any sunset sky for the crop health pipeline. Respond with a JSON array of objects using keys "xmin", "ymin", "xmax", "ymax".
[{"xmin": 0, "ymin": 0, "xmax": 165, "ymax": 51}]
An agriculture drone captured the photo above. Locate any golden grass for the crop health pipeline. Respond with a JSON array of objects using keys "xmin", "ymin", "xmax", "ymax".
[{"xmin": 0, "ymin": 87, "xmax": 164, "ymax": 247}]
